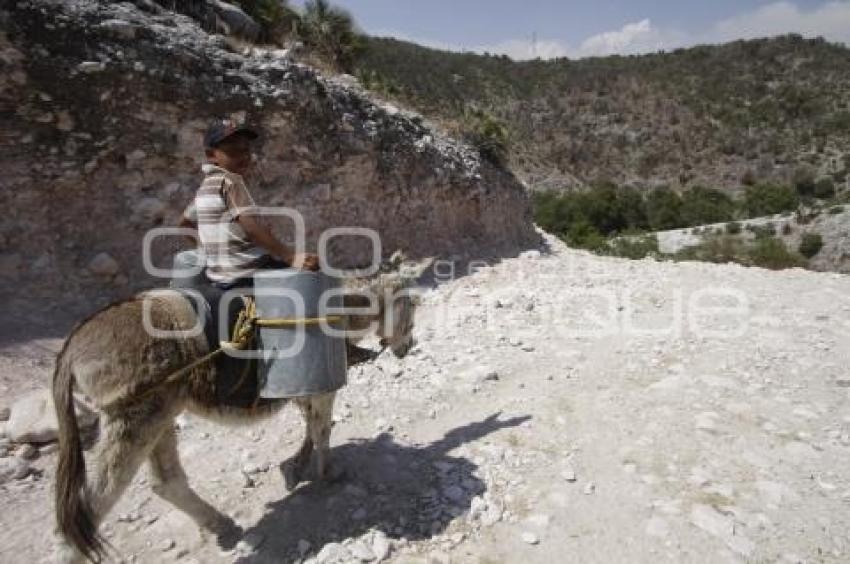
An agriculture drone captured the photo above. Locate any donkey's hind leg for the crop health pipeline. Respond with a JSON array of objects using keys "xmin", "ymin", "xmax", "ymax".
[
  {"xmin": 54, "ymin": 413, "xmax": 164, "ymax": 564},
  {"xmin": 148, "ymin": 426, "xmax": 241, "ymax": 548}
]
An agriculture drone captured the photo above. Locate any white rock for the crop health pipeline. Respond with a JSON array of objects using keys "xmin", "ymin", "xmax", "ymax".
[
  {"xmin": 98, "ymin": 19, "xmax": 137, "ymax": 39},
  {"xmin": 87, "ymin": 252, "xmax": 120, "ymax": 277},
  {"xmin": 561, "ymin": 467, "xmax": 577, "ymax": 482},
  {"xmin": 135, "ymin": 197, "xmax": 166, "ymax": 223},
  {"xmin": 0, "ymin": 458, "xmax": 30, "ymax": 483},
  {"xmin": 297, "ymin": 539, "xmax": 312, "ymax": 556},
  {"xmin": 521, "ymin": 532, "xmax": 539, "ymax": 545},
  {"xmin": 694, "ymin": 412, "xmax": 719, "ymax": 432},
  {"xmin": 17, "ymin": 444, "xmax": 37, "ymax": 460},
  {"xmin": 6, "ymin": 390, "xmax": 98, "ymax": 444},
  {"xmin": 316, "ymin": 542, "xmax": 351, "ymax": 563},
  {"xmin": 348, "ymin": 540, "xmax": 375, "ymax": 562},
  {"xmin": 159, "ymin": 539, "xmax": 175, "ymax": 552},
  {"xmin": 78, "ymin": 61, "xmax": 106, "ymax": 73},
  {"xmin": 583, "ymin": 482, "xmax": 596, "ymax": 495},
  {"xmin": 481, "ymin": 504, "xmax": 503, "ymax": 526},
  {"xmin": 371, "ymin": 531, "xmax": 390, "ymax": 562},
  {"xmin": 690, "ymin": 504, "xmax": 733, "ymax": 539}
]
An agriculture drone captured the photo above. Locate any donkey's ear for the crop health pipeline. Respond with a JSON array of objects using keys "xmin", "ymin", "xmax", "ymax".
[
  {"xmin": 380, "ymin": 249, "xmax": 407, "ymax": 273},
  {"xmin": 389, "ymin": 249, "xmax": 407, "ymax": 267},
  {"xmin": 401, "ymin": 256, "xmax": 434, "ymax": 281}
]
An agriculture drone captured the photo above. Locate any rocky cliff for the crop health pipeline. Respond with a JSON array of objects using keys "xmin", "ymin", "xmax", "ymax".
[{"xmin": 0, "ymin": 0, "xmax": 539, "ymax": 319}]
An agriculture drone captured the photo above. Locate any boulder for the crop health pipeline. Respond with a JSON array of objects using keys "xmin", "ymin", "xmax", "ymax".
[
  {"xmin": 210, "ymin": 1, "xmax": 261, "ymax": 42},
  {"xmin": 6, "ymin": 389, "xmax": 98, "ymax": 444},
  {"xmin": 0, "ymin": 458, "xmax": 31, "ymax": 484},
  {"xmin": 87, "ymin": 252, "xmax": 120, "ymax": 277}
]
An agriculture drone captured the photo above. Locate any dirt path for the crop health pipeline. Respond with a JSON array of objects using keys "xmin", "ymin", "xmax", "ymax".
[{"xmin": 1, "ymin": 232, "xmax": 849, "ymax": 563}]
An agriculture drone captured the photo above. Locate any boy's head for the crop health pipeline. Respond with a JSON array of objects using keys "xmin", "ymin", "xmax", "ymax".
[{"xmin": 203, "ymin": 118, "xmax": 258, "ymax": 175}]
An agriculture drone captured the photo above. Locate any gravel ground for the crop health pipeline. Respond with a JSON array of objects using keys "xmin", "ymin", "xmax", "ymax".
[{"xmin": 1, "ymin": 231, "xmax": 849, "ymax": 563}]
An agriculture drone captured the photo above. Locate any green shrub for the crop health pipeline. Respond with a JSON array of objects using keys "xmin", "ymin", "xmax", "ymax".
[
  {"xmin": 671, "ymin": 235, "xmax": 745, "ymax": 264},
  {"xmin": 531, "ymin": 186, "xmax": 649, "ymax": 242},
  {"xmin": 461, "ymin": 107, "xmax": 510, "ymax": 166},
  {"xmin": 747, "ymin": 237, "xmax": 806, "ymax": 270},
  {"xmin": 669, "ymin": 234, "xmax": 805, "ymax": 270},
  {"xmin": 793, "ymin": 166, "xmax": 817, "ymax": 197},
  {"xmin": 680, "ymin": 186, "xmax": 736, "ymax": 225},
  {"xmin": 750, "ymin": 223, "xmax": 776, "ymax": 238},
  {"xmin": 564, "ymin": 218, "xmax": 608, "ymax": 251},
  {"xmin": 814, "ymin": 177, "xmax": 836, "ymax": 199},
  {"xmin": 798, "ymin": 232, "xmax": 824, "ymax": 258},
  {"xmin": 725, "ymin": 221, "xmax": 742, "ymax": 234},
  {"xmin": 744, "ymin": 183, "xmax": 799, "ymax": 216},
  {"xmin": 607, "ymin": 233, "xmax": 659, "ymax": 260},
  {"xmin": 645, "ymin": 187, "xmax": 684, "ymax": 231}
]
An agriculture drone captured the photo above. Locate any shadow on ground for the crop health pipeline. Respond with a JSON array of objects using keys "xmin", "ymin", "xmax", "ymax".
[{"xmin": 235, "ymin": 412, "xmax": 530, "ymax": 563}]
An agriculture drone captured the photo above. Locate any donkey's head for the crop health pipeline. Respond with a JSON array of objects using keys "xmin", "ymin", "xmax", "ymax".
[{"xmin": 373, "ymin": 251, "xmax": 432, "ymax": 358}]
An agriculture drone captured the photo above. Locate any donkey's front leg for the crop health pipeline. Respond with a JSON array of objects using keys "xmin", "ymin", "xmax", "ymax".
[
  {"xmin": 280, "ymin": 432, "xmax": 313, "ymax": 491},
  {"xmin": 307, "ymin": 392, "xmax": 345, "ymax": 482}
]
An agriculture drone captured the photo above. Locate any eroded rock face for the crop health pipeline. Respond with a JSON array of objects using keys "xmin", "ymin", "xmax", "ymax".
[{"xmin": 0, "ymin": 0, "xmax": 539, "ymax": 317}]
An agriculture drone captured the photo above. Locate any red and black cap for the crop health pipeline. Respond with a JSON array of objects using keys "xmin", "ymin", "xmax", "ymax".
[{"xmin": 203, "ymin": 118, "xmax": 258, "ymax": 149}]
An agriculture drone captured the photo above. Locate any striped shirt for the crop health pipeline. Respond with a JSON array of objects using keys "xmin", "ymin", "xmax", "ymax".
[{"xmin": 182, "ymin": 164, "xmax": 268, "ymax": 284}]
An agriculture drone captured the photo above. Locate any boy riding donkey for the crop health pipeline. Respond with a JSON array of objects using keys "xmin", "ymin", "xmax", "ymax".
[{"xmin": 178, "ymin": 118, "xmax": 376, "ymax": 365}]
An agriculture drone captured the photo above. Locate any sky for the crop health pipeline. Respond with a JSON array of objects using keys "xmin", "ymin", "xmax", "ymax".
[{"xmin": 292, "ymin": 0, "xmax": 850, "ymax": 59}]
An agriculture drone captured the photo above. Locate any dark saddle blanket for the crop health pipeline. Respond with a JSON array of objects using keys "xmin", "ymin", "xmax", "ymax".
[{"xmin": 174, "ymin": 282, "xmax": 266, "ymax": 408}]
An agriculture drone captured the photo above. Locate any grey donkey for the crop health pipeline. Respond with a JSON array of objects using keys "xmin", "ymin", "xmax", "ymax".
[{"xmin": 52, "ymin": 263, "xmax": 428, "ymax": 563}]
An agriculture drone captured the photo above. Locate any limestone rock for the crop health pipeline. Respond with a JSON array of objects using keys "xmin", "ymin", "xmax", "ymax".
[
  {"xmin": 87, "ymin": 252, "xmax": 120, "ymax": 277},
  {"xmin": 0, "ymin": 458, "xmax": 31, "ymax": 483},
  {"xmin": 210, "ymin": 1, "xmax": 261, "ymax": 42},
  {"xmin": 6, "ymin": 389, "xmax": 98, "ymax": 444}
]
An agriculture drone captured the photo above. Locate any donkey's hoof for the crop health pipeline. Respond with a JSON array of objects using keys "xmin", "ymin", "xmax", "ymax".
[
  {"xmin": 320, "ymin": 463, "xmax": 348, "ymax": 484},
  {"xmin": 280, "ymin": 459, "xmax": 305, "ymax": 491},
  {"xmin": 211, "ymin": 517, "xmax": 243, "ymax": 551}
]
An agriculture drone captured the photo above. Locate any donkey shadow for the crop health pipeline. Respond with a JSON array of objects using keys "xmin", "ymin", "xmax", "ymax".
[{"xmin": 234, "ymin": 412, "xmax": 530, "ymax": 563}]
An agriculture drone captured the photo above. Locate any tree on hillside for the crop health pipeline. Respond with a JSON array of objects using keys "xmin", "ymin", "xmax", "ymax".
[{"xmin": 301, "ymin": 0, "xmax": 363, "ymax": 71}]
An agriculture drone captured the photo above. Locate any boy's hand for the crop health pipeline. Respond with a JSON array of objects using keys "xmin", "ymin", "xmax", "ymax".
[{"xmin": 290, "ymin": 252, "xmax": 320, "ymax": 271}]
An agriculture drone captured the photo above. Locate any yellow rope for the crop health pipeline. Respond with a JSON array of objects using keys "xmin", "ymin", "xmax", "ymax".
[{"xmin": 255, "ymin": 315, "xmax": 343, "ymax": 327}]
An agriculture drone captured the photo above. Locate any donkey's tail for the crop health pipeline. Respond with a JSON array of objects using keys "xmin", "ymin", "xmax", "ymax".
[{"xmin": 53, "ymin": 353, "xmax": 103, "ymax": 562}]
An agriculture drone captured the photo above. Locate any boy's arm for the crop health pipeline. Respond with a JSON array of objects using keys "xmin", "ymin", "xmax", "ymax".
[{"xmin": 225, "ymin": 181, "xmax": 319, "ymax": 270}]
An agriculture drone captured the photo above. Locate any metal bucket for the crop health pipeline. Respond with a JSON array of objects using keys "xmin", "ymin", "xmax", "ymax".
[{"xmin": 253, "ymin": 270, "xmax": 347, "ymax": 398}]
